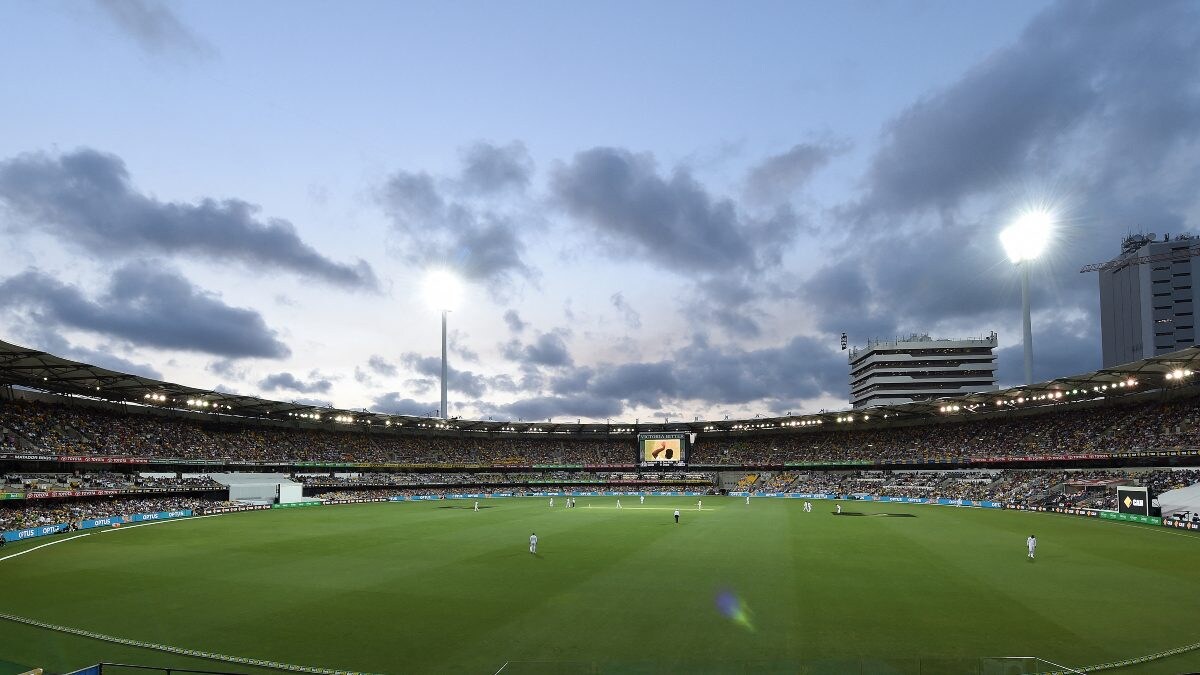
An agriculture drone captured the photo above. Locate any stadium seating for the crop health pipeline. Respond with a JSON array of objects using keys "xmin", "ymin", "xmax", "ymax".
[{"xmin": 3, "ymin": 395, "xmax": 1199, "ymax": 465}]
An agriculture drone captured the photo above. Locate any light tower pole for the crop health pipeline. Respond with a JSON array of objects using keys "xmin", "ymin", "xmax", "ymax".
[
  {"xmin": 440, "ymin": 309, "xmax": 448, "ymax": 419},
  {"xmin": 423, "ymin": 268, "xmax": 463, "ymax": 421},
  {"xmin": 1020, "ymin": 260, "xmax": 1033, "ymax": 386},
  {"xmin": 1000, "ymin": 211, "xmax": 1053, "ymax": 386}
]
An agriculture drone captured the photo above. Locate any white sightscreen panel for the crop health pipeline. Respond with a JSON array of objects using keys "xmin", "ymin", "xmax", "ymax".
[
  {"xmin": 229, "ymin": 483, "xmax": 277, "ymax": 502},
  {"xmin": 278, "ymin": 483, "xmax": 304, "ymax": 504}
]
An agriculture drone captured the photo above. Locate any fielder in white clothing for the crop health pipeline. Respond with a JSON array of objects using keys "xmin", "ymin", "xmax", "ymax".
[
  {"xmin": 697, "ymin": 500, "xmax": 702, "ymax": 510},
  {"xmin": 836, "ymin": 504, "xmax": 842, "ymax": 514},
  {"xmin": 473, "ymin": 501, "xmax": 479, "ymax": 511},
  {"xmin": 640, "ymin": 495, "xmax": 645, "ymax": 504},
  {"xmin": 549, "ymin": 498, "xmax": 554, "ymax": 507},
  {"xmin": 529, "ymin": 533, "xmax": 538, "ymax": 554},
  {"xmin": 1027, "ymin": 535, "xmax": 1037, "ymax": 560},
  {"xmin": 617, "ymin": 499, "xmax": 622, "ymax": 509}
]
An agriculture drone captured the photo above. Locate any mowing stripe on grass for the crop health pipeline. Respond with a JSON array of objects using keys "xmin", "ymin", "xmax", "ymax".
[
  {"xmin": 0, "ymin": 612, "xmax": 381, "ymax": 675},
  {"xmin": 0, "ymin": 533, "xmax": 91, "ymax": 562}
]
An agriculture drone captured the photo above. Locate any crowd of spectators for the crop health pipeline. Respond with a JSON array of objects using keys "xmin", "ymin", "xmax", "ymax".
[
  {"xmin": 693, "ymin": 400, "xmax": 1200, "ymax": 464},
  {"xmin": 777, "ymin": 468, "xmax": 1200, "ymax": 509},
  {"xmin": 295, "ymin": 471, "xmax": 715, "ymax": 489},
  {"xmin": 2, "ymin": 472, "xmax": 222, "ymax": 492},
  {"xmin": 0, "ymin": 495, "xmax": 222, "ymax": 531},
  {"xmin": 2, "ymin": 395, "xmax": 1200, "ymax": 467}
]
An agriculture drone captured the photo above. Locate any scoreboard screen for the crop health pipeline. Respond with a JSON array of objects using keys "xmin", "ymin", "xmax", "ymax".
[
  {"xmin": 1117, "ymin": 486, "xmax": 1151, "ymax": 516},
  {"xmin": 638, "ymin": 432, "xmax": 690, "ymax": 467}
]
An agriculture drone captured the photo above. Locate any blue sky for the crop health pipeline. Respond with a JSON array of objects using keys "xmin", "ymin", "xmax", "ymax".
[{"xmin": 2, "ymin": 0, "xmax": 1198, "ymax": 421}]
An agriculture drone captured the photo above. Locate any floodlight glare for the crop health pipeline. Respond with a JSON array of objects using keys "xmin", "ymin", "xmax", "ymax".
[
  {"xmin": 422, "ymin": 268, "xmax": 464, "ymax": 312},
  {"xmin": 999, "ymin": 210, "xmax": 1053, "ymax": 263}
]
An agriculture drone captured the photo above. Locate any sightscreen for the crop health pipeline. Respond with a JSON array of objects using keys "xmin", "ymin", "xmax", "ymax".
[{"xmin": 638, "ymin": 432, "xmax": 689, "ymax": 467}]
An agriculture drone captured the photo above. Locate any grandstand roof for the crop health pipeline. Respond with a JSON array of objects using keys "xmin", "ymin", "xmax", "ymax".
[{"xmin": 1, "ymin": 338, "xmax": 1198, "ymax": 436}]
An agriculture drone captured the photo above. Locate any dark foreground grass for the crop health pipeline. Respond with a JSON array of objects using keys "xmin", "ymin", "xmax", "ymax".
[{"xmin": 1, "ymin": 497, "xmax": 1198, "ymax": 674}]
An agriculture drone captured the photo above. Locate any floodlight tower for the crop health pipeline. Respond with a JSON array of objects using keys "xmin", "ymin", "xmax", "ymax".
[
  {"xmin": 999, "ymin": 211, "xmax": 1053, "ymax": 385},
  {"xmin": 422, "ymin": 269, "xmax": 464, "ymax": 419}
]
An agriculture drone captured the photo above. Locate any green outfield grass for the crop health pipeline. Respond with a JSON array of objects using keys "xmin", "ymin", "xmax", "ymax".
[{"xmin": 1, "ymin": 497, "xmax": 1199, "ymax": 674}]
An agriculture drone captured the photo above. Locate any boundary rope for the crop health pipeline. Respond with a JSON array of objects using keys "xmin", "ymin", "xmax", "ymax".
[{"xmin": 0, "ymin": 613, "xmax": 380, "ymax": 675}]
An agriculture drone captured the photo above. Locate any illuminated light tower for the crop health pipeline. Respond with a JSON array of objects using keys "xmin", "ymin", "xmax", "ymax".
[
  {"xmin": 422, "ymin": 269, "xmax": 464, "ymax": 419},
  {"xmin": 1000, "ymin": 210, "xmax": 1053, "ymax": 385}
]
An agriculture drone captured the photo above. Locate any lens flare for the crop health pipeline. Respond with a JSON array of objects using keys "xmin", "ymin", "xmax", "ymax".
[{"xmin": 715, "ymin": 590, "xmax": 755, "ymax": 632}]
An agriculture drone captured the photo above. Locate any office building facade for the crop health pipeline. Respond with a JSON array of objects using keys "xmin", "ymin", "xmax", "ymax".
[
  {"xmin": 849, "ymin": 333, "xmax": 998, "ymax": 408},
  {"xmin": 1099, "ymin": 234, "xmax": 1198, "ymax": 368}
]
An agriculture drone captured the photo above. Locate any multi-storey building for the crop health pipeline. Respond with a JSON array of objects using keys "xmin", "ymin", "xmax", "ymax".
[
  {"xmin": 849, "ymin": 333, "xmax": 998, "ymax": 408},
  {"xmin": 1099, "ymin": 233, "xmax": 1198, "ymax": 368}
]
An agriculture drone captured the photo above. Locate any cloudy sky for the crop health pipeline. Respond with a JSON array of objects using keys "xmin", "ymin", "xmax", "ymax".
[{"xmin": 1, "ymin": 0, "xmax": 1198, "ymax": 422}]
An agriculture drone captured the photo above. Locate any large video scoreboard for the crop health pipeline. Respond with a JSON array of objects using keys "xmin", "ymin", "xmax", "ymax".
[
  {"xmin": 1117, "ymin": 486, "xmax": 1151, "ymax": 516},
  {"xmin": 637, "ymin": 432, "xmax": 692, "ymax": 467}
]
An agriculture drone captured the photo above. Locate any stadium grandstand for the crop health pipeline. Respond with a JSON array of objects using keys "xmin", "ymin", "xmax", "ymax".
[{"xmin": 3, "ymin": 338, "xmax": 1200, "ymax": 523}]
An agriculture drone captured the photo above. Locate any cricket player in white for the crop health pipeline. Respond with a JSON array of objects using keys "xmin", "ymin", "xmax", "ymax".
[
  {"xmin": 745, "ymin": 495, "xmax": 750, "ymax": 505},
  {"xmin": 640, "ymin": 495, "xmax": 645, "ymax": 504},
  {"xmin": 836, "ymin": 504, "xmax": 842, "ymax": 514},
  {"xmin": 1027, "ymin": 535, "xmax": 1037, "ymax": 560},
  {"xmin": 617, "ymin": 499, "xmax": 622, "ymax": 509},
  {"xmin": 529, "ymin": 533, "xmax": 537, "ymax": 554},
  {"xmin": 697, "ymin": 500, "xmax": 702, "ymax": 510},
  {"xmin": 473, "ymin": 501, "xmax": 479, "ymax": 511},
  {"xmin": 549, "ymin": 498, "xmax": 554, "ymax": 508}
]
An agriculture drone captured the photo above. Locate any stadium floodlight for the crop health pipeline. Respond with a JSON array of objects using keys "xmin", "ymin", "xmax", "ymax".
[
  {"xmin": 1000, "ymin": 210, "xmax": 1054, "ymax": 386},
  {"xmin": 423, "ymin": 268, "xmax": 464, "ymax": 312},
  {"xmin": 422, "ymin": 268, "xmax": 464, "ymax": 420},
  {"xmin": 999, "ymin": 210, "xmax": 1053, "ymax": 264}
]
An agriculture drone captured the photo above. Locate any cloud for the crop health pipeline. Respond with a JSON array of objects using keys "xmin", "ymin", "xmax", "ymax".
[
  {"xmin": 0, "ymin": 263, "xmax": 289, "ymax": 359},
  {"xmin": 258, "ymin": 372, "xmax": 333, "ymax": 394},
  {"xmin": 356, "ymin": 355, "xmax": 399, "ymax": 387},
  {"xmin": 449, "ymin": 330, "xmax": 480, "ymax": 362},
  {"xmin": 16, "ymin": 328, "xmax": 162, "ymax": 379},
  {"xmin": 380, "ymin": 172, "xmax": 531, "ymax": 286},
  {"xmin": 850, "ymin": 1, "xmax": 1200, "ymax": 221},
  {"xmin": 502, "ymin": 332, "xmax": 573, "ymax": 368},
  {"xmin": 744, "ymin": 140, "xmax": 848, "ymax": 205},
  {"xmin": 503, "ymin": 309, "xmax": 528, "ymax": 333},
  {"xmin": 552, "ymin": 146, "xmax": 813, "ymax": 338},
  {"xmin": 367, "ymin": 355, "xmax": 398, "ymax": 377},
  {"xmin": 371, "ymin": 392, "xmax": 438, "ymax": 416},
  {"xmin": 503, "ymin": 333, "xmax": 846, "ymax": 418},
  {"xmin": 458, "ymin": 141, "xmax": 534, "ymax": 194},
  {"xmin": 207, "ymin": 359, "xmax": 247, "ymax": 380},
  {"xmin": 488, "ymin": 394, "xmax": 624, "ymax": 421},
  {"xmin": 401, "ymin": 353, "xmax": 490, "ymax": 398},
  {"xmin": 551, "ymin": 147, "xmax": 806, "ymax": 272},
  {"xmin": 0, "ymin": 148, "xmax": 377, "ymax": 289},
  {"xmin": 995, "ymin": 313, "xmax": 1099, "ymax": 386},
  {"xmin": 93, "ymin": 0, "xmax": 215, "ymax": 59},
  {"xmin": 610, "ymin": 292, "xmax": 642, "ymax": 329},
  {"xmin": 380, "ymin": 141, "xmax": 538, "ymax": 289}
]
